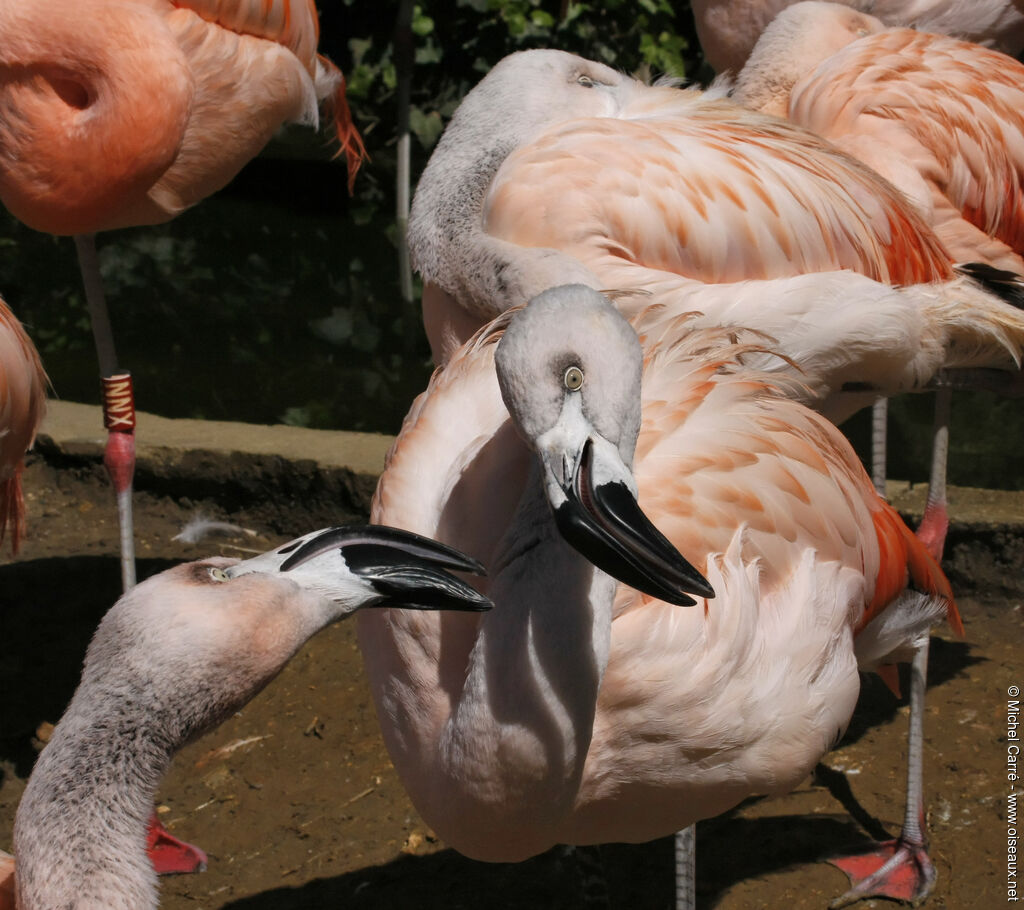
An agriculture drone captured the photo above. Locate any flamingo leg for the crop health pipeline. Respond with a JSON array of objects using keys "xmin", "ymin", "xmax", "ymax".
[
  {"xmin": 674, "ymin": 824, "xmax": 696, "ymax": 910},
  {"xmin": 828, "ymin": 639, "xmax": 936, "ymax": 907},
  {"xmin": 870, "ymin": 397, "xmax": 887, "ymax": 499},
  {"xmin": 74, "ymin": 234, "xmax": 137, "ymax": 591},
  {"xmin": 916, "ymin": 386, "xmax": 951, "ymax": 561}
]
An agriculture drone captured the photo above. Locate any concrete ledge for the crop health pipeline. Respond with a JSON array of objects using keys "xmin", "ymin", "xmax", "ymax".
[
  {"xmin": 886, "ymin": 479, "xmax": 1024, "ymax": 528},
  {"xmin": 35, "ymin": 400, "xmax": 397, "ymax": 527},
  {"xmin": 32, "ymin": 401, "xmax": 1024, "ymax": 592},
  {"xmin": 40, "ymin": 400, "xmax": 394, "ymax": 475}
]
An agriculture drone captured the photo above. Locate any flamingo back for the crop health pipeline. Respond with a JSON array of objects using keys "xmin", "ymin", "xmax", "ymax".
[
  {"xmin": 0, "ymin": 0, "xmax": 362, "ymax": 235},
  {"xmin": 787, "ymin": 28, "xmax": 1024, "ymax": 271},
  {"xmin": 483, "ymin": 89, "xmax": 954, "ymax": 291}
]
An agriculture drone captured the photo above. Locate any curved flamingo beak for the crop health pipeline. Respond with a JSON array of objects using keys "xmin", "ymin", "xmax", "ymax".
[
  {"xmin": 542, "ymin": 436, "xmax": 714, "ymax": 607},
  {"xmin": 225, "ymin": 525, "xmax": 492, "ymax": 613}
]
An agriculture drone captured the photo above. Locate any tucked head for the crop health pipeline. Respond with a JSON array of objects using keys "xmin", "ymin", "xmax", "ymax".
[
  {"xmin": 450, "ymin": 49, "xmax": 636, "ymax": 141},
  {"xmin": 494, "ymin": 286, "xmax": 713, "ymax": 607},
  {"xmin": 733, "ymin": 1, "xmax": 885, "ymax": 116}
]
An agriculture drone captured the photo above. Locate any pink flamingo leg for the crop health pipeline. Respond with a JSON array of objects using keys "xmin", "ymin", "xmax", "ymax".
[
  {"xmin": 916, "ymin": 386, "xmax": 951, "ymax": 561},
  {"xmin": 829, "ymin": 640, "xmax": 936, "ymax": 907},
  {"xmin": 101, "ymin": 374, "xmax": 137, "ymax": 591},
  {"xmin": 75, "ymin": 234, "xmax": 137, "ymax": 589},
  {"xmin": 832, "ymin": 385, "xmax": 952, "ymax": 903}
]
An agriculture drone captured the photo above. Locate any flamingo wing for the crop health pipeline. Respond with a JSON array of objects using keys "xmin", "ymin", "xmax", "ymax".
[
  {"xmin": 483, "ymin": 95, "xmax": 953, "ymax": 291},
  {"xmin": 787, "ymin": 29, "xmax": 1024, "ymax": 271}
]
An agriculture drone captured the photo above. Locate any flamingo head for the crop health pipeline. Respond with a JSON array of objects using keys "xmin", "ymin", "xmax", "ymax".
[
  {"xmin": 495, "ymin": 285, "xmax": 714, "ymax": 606},
  {"xmin": 81, "ymin": 526, "xmax": 490, "ymax": 743}
]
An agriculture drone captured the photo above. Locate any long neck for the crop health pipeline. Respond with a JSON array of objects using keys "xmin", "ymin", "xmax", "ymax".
[
  {"xmin": 408, "ymin": 101, "xmax": 598, "ymax": 322},
  {"xmin": 422, "ymin": 467, "xmax": 617, "ymax": 860},
  {"xmin": 13, "ymin": 686, "xmax": 173, "ymax": 910}
]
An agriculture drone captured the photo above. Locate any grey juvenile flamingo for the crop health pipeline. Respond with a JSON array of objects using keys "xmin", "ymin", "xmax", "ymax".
[{"xmin": 3, "ymin": 525, "xmax": 489, "ymax": 910}]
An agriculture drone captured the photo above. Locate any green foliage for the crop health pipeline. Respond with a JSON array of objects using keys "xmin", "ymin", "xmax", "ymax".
[
  {"xmin": 341, "ymin": 1, "xmax": 700, "ymax": 183},
  {"xmin": 1, "ymin": 199, "xmax": 433, "ymax": 434}
]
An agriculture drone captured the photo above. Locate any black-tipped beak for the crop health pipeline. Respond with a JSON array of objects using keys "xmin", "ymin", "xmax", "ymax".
[
  {"xmin": 552, "ymin": 441, "xmax": 714, "ymax": 606},
  {"xmin": 282, "ymin": 525, "xmax": 492, "ymax": 612}
]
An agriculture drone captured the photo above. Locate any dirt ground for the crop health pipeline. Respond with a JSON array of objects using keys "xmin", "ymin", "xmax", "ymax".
[{"xmin": 1, "ymin": 454, "xmax": 1021, "ymax": 909}]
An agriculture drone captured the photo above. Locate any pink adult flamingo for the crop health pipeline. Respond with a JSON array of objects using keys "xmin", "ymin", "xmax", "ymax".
[
  {"xmin": 731, "ymin": 0, "xmax": 1024, "ymax": 554},
  {"xmin": 361, "ymin": 285, "xmax": 961, "ymax": 908},
  {"xmin": 732, "ymin": 2, "xmax": 1024, "ymax": 275},
  {"xmin": 727, "ymin": 13, "xmax": 1024, "ymax": 899},
  {"xmin": 690, "ymin": 0, "xmax": 1024, "ymax": 75},
  {"xmin": 1, "ymin": 525, "xmax": 490, "ymax": 910},
  {"xmin": 410, "ymin": 50, "xmax": 1024, "ymax": 395},
  {"xmin": 0, "ymin": 295, "xmax": 47, "ymax": 554},
  {"xmin": 0, "ymin": 0, "xmax": 364, "ymax": 591}
]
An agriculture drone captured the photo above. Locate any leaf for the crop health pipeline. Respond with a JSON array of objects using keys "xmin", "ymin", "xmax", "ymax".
[
  {"xmin": 409, "ymin": 107, "xmax": 444, "ymax": 149},
  {"xmin": 412, "ymin": 6, "xmax": 435, "ymax": 36}
]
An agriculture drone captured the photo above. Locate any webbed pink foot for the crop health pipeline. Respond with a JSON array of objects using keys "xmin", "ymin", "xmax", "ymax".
[
  {"xmin": 146, "ymin": 812, "xmax": 208, "ymax": 875},
  {"xmin": 828, "ymin": 835, "xmax": 936, "ymax": 907}
]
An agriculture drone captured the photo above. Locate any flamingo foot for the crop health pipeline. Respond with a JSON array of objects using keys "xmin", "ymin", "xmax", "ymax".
[
  {"xmin": 146, "ymin": 812, "xmax": 208, "ymax": 875},
  {"xmin": 915, "ymin": 500, "xmax": 948, "ymax": 563},
  {"xmin": 827, "ymin": 837, "xmax": 936, "ymax": 908}
]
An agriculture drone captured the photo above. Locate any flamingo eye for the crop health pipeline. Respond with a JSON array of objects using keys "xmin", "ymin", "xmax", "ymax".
[
  {"xmin": 564, "ymin": 365, "xmax": 585, "ymax": 391},
  {"xmin": 209, "ymin": 567, "xmax": 229, "ymax": 583},
  {"xmin": 577, "ymin": 74, "xmax": 596, "ymax": 88}
]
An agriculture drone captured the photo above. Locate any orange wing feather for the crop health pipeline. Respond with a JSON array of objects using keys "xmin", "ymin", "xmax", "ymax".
[{"xmin": 863, "ymin": 499, "xmax": 961, "ymax": 637}]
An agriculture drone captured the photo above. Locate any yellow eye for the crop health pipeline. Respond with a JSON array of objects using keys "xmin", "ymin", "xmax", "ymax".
[
  {"xmin": 564, "ymin": 365, "xmax": 584, "ymax": 391},
  {"xmin": 209, "ymin": 567, "xmax": 229, "ymax": 583}
]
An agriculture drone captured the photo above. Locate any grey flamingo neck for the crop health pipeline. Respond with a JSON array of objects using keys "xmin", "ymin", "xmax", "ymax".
[
  {"xmin": 425, "ymin": 470, "xmax": 616, "ymax": 857},
  {"xmin": 13, "ymin": 682, "xmax": 176, "ymax": 910},
  {"xmin": 408, "ymin": 108, "xmax": 598, "ymax": 321}
]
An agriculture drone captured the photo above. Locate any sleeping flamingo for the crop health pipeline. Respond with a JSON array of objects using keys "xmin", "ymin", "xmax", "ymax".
[
  {"xmin": 360, "ymin": 285, "xmax": 960, "ymax": 908},
  {"xmin": 689, "ymin": 0, "xmax": 1024, "ymax": 75},
  {"xmin": 732, "ymin": 2, "xmax": 1024, "ymax": 274},
  {"xmin": 0, "ymin": 0, "xmax": 364, "ymax": 593},
  {"xmin": 732, "ymin": 0, "xmax": 1024, "ymax": 546},
  {"xmin": 1, "ymin": 525, "xmax": 490, "ymax": 910},
  {"xmin": 409, "ymin": 50, "xmax": 1024, "ymax": 398},
  {"xmin": 410, "ymin": 47, "xmax": 1024, "ymax": 528},
  {"xmin": 0, "ymin": 295, "xmax": 47, "ymax": 554}
]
